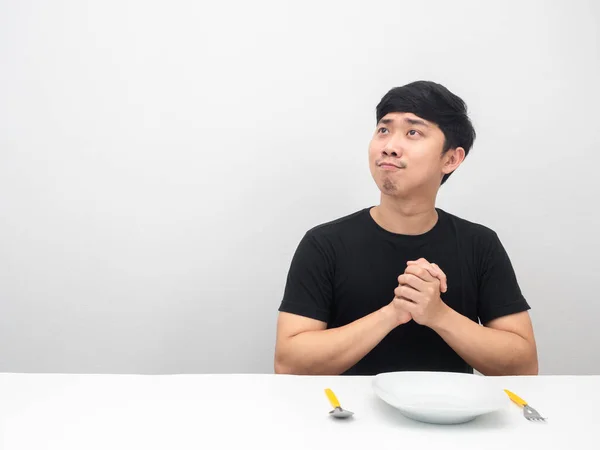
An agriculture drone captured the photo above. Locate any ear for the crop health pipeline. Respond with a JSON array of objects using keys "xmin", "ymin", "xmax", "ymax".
[{"xmin": 442, "ymin": 147, "xmax": 466, "ymax": 176}]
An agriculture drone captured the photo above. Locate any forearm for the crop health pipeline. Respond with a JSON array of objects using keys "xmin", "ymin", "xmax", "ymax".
[
  {"xmin": 431, "ymin": 306, "xmax": 538, "ymax": 376},
  {"xmin": 275, "ymin": 306, "xmax": 397, "ymax": 375}
]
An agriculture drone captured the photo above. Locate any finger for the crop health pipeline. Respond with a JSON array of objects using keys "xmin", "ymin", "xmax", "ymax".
[
  {"xmin": 431, "ymin": 263, "xmax": 448, "ymax": 293},
  {"xmin": 404, "ymin": 264, "xmax": 436, "ymax": 283},
  {"xmin": 407, "ymin": 260, "xmax": 437, "ymax": 275},
  {"xmin": 407, "ymin": 258, "xmax": 430, "ymax": 267},
  {"xmin": 394, "ymin": 284, "xmax": 421, "ymax": 303},
  {"xmin": 407, "ymin": 260, "xmax": 438, "ymax": 279},
  {"xmin": 393, "ymin": 297, "xmax": 418, "ymax": 314},
  {"xmin": 407, "ymin": 260, "xmax": 447, "ymax": 292},
  {"xmin": 397, "ymin": 273, "xmax": 428, "ymax": 292}
]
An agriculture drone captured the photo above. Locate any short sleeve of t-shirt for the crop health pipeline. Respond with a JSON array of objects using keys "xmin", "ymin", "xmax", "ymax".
[
  {"xmin": 477, "ymin": 231, "xmax": 530, "ymax": 324},
  {"xmin": 278, "ymin": 231, "xmax": 334, "ymax": 323}
]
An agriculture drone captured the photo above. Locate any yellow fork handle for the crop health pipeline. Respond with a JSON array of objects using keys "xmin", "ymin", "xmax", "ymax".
[
  {"xmin": 325, "ymin": 388, "xmax": 341, "ymax": 409},
  {"xmin": 504, "ymin": 389, "xmax": 527, "ymax": 407}
]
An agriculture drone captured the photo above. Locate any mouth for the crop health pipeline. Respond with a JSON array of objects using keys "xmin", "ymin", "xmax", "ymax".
[{"xmin": 377, "ymin": 162, "xmax": 405, "ymax": 170}]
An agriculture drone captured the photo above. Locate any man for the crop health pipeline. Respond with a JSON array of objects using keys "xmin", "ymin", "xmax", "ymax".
[{"xmin": 274, "ymin": 80, "xmax": 538, "ymax": 376}]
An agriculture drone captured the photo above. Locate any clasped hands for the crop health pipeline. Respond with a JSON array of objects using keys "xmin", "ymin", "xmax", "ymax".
[{"xmin": 390, "ymin": 258, "xmax": 450, "ymax": 327}]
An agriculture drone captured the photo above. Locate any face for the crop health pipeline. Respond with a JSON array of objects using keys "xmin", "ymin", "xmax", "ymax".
[{"xmin": 368, "ymin": 112, "xmax": 462, "ymax": 197}]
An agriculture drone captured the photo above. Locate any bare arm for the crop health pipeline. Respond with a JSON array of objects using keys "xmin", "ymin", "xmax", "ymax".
[
  {"xmin": 274, "ymin": 305, "xmax": 405, "ymax": 375},
  {"xmin": 397, "ymin": 260, "xmax": 538, "ymax": 376},
  {"xmin": 431, "ymin": 309, "xmax": 538, "ymax": 376}
]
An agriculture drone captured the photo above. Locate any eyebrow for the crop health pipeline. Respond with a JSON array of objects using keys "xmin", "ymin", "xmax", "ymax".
[{"xmin": 378, "ymin": 117, "xmax": 431, "ymax": 128}]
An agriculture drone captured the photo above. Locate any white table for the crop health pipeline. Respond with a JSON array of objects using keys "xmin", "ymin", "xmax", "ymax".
[{"xmin": 0, "ymin": 373, "xmax": 597, "ymax": 449}]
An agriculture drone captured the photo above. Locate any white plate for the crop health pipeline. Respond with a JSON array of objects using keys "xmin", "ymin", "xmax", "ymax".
[{"xmin": 372, "ymin": 371, "xmax": 508, "ymax": 424}]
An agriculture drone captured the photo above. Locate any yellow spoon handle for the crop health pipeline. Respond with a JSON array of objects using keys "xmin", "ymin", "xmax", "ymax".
[
  {"xmin": 504, "ymin": 389, "xmax": 527, "ymax": 407},
  {"xmin": 325, "ymin": 388, "xmax": 341, "ymax": 409}
]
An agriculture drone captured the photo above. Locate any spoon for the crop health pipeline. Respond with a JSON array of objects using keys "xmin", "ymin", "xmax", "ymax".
[{"xmin": 325, "ymin": 388, "xmax": 354, "ymax": 419}]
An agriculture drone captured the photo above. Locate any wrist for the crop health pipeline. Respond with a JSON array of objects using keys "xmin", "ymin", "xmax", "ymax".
[
  {"xmin": 429, "ymin": 302, "xmax": 453, "ymax": 330},
  {"xmin": 379, "ymin": 304, "xmax": 400, "ymax": 330}
]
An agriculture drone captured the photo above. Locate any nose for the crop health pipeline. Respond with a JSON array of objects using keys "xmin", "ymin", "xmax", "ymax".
[{"xmin": 382, "ymin": 140, "xmax": 403, "ymax": 158}]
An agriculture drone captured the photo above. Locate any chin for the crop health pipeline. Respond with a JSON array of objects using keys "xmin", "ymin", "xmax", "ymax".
[
  {"xmin": 378, "ymin": 179, "xmax": 404, "ymax": 196},
  {"xmin": 378, "ymin": 178, "xmax": 415, "ymax": 197}
]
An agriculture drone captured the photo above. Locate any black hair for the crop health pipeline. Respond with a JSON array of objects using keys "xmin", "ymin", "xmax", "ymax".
[{"xmin": 376, "ymin": 80, "xmax": 476, "ymax": 185}]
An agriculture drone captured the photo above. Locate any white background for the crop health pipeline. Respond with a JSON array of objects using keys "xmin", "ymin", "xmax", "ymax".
[{"xmin": 1, "ymin": 0, "xmax": 598, "ymax": 375}]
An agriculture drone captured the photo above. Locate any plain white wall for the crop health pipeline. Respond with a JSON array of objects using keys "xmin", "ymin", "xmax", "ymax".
[{"xmin": 1, "ymin": 0, "xmax": 598, "ymax": 375}]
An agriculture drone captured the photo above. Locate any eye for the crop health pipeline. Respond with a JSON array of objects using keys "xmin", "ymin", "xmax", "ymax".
[
  {"xmin": 377, "ymin": 127, "xmax": 389, "ymax": 134},
  {"xmin": 407, "ymin": 129, "xmax": 421, "ymax": 137}
]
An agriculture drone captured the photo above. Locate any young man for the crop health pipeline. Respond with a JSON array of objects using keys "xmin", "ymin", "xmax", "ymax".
[{"xmin": 274, "ymin": 80, "xmax": 538, "ymax": 376}]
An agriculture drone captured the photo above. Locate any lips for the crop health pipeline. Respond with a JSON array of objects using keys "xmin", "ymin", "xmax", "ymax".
[{"xmin": 378, "ymin": 162, "xmax": 404, "ymax": 169}]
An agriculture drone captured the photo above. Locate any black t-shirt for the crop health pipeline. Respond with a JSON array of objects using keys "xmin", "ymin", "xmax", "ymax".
[{"xmin": 278, "ymin": 207, "xmax": 530, "ymax": 375}]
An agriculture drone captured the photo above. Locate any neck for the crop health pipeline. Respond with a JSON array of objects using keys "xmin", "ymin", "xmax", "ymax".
[{"xmin": 371, "ymin": 194, "xmax": 438, "ymax": 235}]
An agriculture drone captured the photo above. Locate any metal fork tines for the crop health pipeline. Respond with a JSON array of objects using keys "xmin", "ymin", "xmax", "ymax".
[
  {"xmin": 523, "ymin": 404, "xmax": 546, "ymax": 422},
  {"xmin": 504, "ymin": 389, "xmax": 547, "ymax": 422}
]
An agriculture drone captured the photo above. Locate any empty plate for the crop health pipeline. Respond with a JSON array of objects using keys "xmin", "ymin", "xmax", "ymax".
[{"xmin": 372, "ymin": 371, "xmax": 508, "ymax": 424}]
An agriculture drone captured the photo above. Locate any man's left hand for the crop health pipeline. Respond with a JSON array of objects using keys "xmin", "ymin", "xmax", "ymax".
[
  {"xmin": 393, "ymin": 260, "xmax": 450, "ymax": 328},
  {"xmin": 406, "ymin": 258, "xmax": 447, "ymax": 293}
]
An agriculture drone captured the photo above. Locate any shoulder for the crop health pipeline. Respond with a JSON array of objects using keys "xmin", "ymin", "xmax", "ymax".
[
  {"xmin": 289, "ymin": 208, "xmax": 369, "ymax": 267},
  {"xmin": 294, "ymin": 208, "xmax": 371, "ymax": 260},
  {"xmin": 439, "ymin": 208, "xmax": 499, "ymax": 241},
  {"xmin": 438, "ymin": 209, "xmax": 504, "ymax": 258},
  {"xmin": 304, "ymin": 208, "xmax": 370, "ymax": 241}
]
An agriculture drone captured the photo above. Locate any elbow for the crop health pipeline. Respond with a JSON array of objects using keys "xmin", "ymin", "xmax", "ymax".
[
  {"xmin": 274, "ymin": 350, "xmax": 298, "ymax": 375},
  {"xmin": 525, "ymin": 366, "xmax": 539, "ymax": 376},
  {"xmin": 480, "ymin": 362, "xmax": 538, "ymax": 377},
  {"xmin": 274, "ymin": 358, "xmax": 293, "ymax": 375},
  {"xmin": 504, "ymin": 348, "xmax": 539, "ymax": 376},
  {"xmin": 504, "ymin": 338, "xmax": 539, "ymax": 376},
  {"xmin": 508, "ymin": 362, "xmax": 538, "ymax": 376},
  {"xmin": 518, "ymin": 342, "xmax": 539, "ymax": 375},
  {"xmin": 480, "ymin": 347, "xmax": 539, "ymax": 377},
  {"xmin": 274, "ymin": 350, "xmax": 317, "ymax": 375},
  {"xmin": 522, "ymin": 354, "xmax": 539, "ymax": 375},
  {"xmin": 510, "ymin": 360, "xmax": 538, "ymax": 376}
]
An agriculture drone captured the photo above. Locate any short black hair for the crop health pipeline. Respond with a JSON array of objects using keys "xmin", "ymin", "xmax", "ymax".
[{"xmin": 376, "ymin": 80, "xmax": 476, "ymax": 185}]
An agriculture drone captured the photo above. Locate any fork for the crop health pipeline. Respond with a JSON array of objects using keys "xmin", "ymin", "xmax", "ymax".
[{"xmin": 504, "ymin": 389, "xmax": 547, "ymax": 422}]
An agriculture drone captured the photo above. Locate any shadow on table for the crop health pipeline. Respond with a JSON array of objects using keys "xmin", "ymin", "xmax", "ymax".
[{"xmin": 368, "ymin": 397, "xmax": 512, "ymax": 431}]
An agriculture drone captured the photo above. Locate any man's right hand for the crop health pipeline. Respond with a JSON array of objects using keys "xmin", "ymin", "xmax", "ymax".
[
  {"xmin": 384, "ymin": 297, "xmax": 413, "ymax": 326},
  {"xmin": 387, "ymin": 259, "xmax": 448, "ymax": 327}
]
